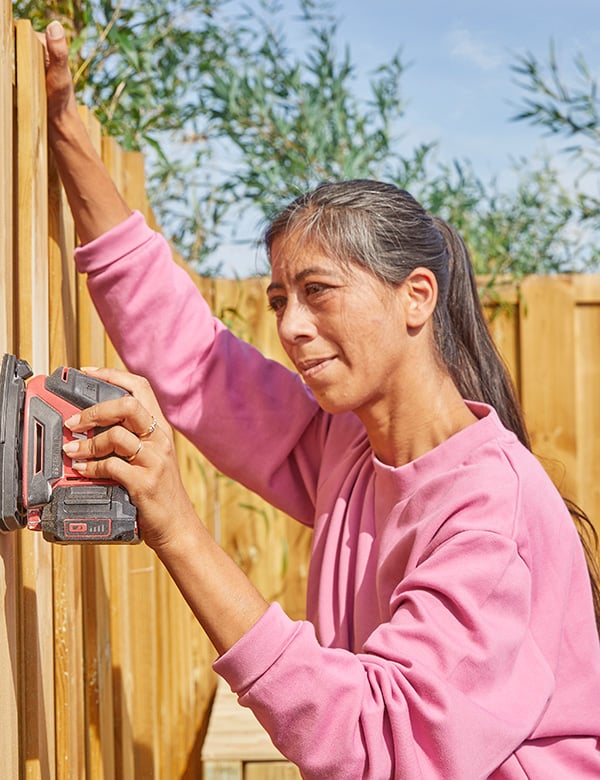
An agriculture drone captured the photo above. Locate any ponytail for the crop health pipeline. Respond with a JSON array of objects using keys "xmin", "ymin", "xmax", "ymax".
[
  {"xmin": 433, "ymin": 215, "xmax": 600, "ymax": 634},
  {"xmin": 431, "ymin": 216, "xmax": 531, "ymax": 448}
]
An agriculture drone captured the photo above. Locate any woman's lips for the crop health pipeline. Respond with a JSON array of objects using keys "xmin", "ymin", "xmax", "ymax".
[{"xmin": 297, "ymin": 356, "xmax": 335, "ymax": 380}]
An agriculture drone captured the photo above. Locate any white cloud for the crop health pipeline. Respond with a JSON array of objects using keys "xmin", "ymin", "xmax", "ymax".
[{"xmin": 447, "ymin": 28, "xmax": 506, "ymax": 71}]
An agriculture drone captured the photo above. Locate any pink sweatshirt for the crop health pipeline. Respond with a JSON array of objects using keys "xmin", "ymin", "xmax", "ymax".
[{"xmin": 75, "ymin": 212, "xmax": 600, "ymax": 779}]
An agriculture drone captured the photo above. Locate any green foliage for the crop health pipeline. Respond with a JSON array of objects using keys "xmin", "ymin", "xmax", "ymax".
[
  {"xmin": 19, "ymin": 0, "xmax": 600, "ymax": 276},
  {"xmin": 410, "ymin": 158, "xmax": 589, "ymax": 281},
  {"xmin": 512, "ymin": 42, "xmax": 600, "ymax": 233},
  {"xmin": 148, "ymin": 0, "xmax": 416, "ymax": 268}
]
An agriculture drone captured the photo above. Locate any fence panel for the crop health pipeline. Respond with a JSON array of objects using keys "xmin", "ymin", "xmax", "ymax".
[
  {"xmin": 0, "ymin": 4, "xmax": 19, "ymax": 779},
  {"xmin": 14, "ymin": 19, "xmax": 57, "ymax": 780},
  {"xmin": 520, "ymin": 275, "xmax": 600, "ymax": 535},
  {"xmin": 1, "ymin": 7, "xmax": 599, "ymax": 780}
]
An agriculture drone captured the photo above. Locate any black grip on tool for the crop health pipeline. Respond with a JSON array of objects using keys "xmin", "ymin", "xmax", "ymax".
[
  {"xmin": 45, "ymin": 366, "xmax": 128, "ymax": 408},
  {"xmin": 0, "ymin": 354, "xmax": 32, "ymax": 531}
]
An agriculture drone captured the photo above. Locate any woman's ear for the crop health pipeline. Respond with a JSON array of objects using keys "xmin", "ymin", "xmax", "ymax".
[{"xmin": 403, "ymin": 268, "xmax": 438, "ymax": 328}]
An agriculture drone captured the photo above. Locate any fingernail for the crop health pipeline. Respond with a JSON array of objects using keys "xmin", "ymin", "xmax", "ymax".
[
  {"xmin": 72, "ymin": 461, "xmax": 88, "ymax": 473},
  {"xmin": 64, "ymin": 413, "xmax": 81, "ymax": 430},
  {"xmin": 62, "ymin": 441, "xmax": 79, "ymax": 455},
  {"xmin": 80, "ymin": 366, "xmax": 99, "ymax": 373},
  {"xmin": 47, "ymin": 21, "xmax": 64, "ymax": 39}
]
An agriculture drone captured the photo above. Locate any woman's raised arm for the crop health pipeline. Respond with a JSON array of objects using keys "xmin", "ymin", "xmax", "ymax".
[{"xmin": 42, "ymin": 21, "xmax": 131, "ymax": 244}]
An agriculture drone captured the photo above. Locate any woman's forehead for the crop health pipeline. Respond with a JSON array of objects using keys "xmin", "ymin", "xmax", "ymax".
[{"xmin": 270, "ymin": 234, "xmax": 348, "ymax": 275}]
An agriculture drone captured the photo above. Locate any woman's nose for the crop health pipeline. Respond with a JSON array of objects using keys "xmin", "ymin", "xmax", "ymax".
[{"xmin": 277, "ymin": 299, "xmax": 317, "ymax": 344}]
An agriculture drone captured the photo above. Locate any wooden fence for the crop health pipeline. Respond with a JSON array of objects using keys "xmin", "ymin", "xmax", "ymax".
[{"xmin": 1, "ymin": 7, "xmax": 599, "ymax": 780}]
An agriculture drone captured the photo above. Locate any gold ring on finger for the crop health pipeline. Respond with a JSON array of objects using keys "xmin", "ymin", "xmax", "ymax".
[
  {"xmin": 139, "ymin": 415, "xmax": 158, "ymax": 439},
  {"xmin": 126, "ymin": 440, "xmax": 143, "ymax": 463}
]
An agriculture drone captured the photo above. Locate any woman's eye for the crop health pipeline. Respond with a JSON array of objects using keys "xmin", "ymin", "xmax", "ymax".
[
  {"xmin": 268, "ymin": 296, "xmax": 286, "ymax": 314},
  {"xmin": 305, "ymin": 283, "xmax": 328, "ymax": 297}
]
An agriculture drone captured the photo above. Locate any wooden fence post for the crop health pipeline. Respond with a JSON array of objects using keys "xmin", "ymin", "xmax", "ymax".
[
  {"xmin": 0, "ymin": 0, "xmax": 19, "ymax": 776},
  {"xmin": 14, "ymin": 19, "xmax": 56, "ymax": 780}
]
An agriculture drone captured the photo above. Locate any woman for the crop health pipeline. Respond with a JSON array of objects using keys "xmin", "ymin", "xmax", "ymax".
[{"xmin": 43, "ymin": 21, "xmax": 600, "ymax": 779}]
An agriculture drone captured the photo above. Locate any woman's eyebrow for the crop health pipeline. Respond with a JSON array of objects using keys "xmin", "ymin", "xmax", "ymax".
[{"xmin": 266, "ymin": 267, "xmax": 337, "ymax": 296}]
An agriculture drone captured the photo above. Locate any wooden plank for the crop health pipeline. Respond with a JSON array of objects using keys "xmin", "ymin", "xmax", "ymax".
[
  {"xmin": 76, "ymin": 106, "xmax": 106, "ymax": 369},
  {"xmin": 14, "ymin": 19, "xmax": 56, "ymax": 780},
  {"xmin": 0, "ymin": 0, "xmax": 13, "ymax": 350},
  {"xmin": 519, "ymin": 276, "xmax": 577, "ymax": 498},
  {"xmin": 101, "ymin": 137, "xmax": 128, "ymax": 370},
  {"xmin": 203, "ymin": 761, "xmax": 243, "ymax": 780},
  {"xmin": 17, "ymin": 533, "xmax": 56, "ymax": 780},
  {"xmin": 0, "ymin": 4, "xmax": 19, "ymax": 777},
  {"xmin": 575, "ymin": 303, "xmax": 600, "ymax": 539},
  {"xmin": 74, "ymin": 105, "xmax": 116, "ymax": 780},
  {"xmin": 81, "ymin": 545, "xmax": 116, "ymax": 778},
  {"xmin": 202, "ymin": 678, "xmax": 284, "ymax": 763},
  {"xmin": 52, "ymin": 545, "xmax": 85, "ymax": 780},
  {"xmin": 127, "ymin": 544, "xmax": 160, "ymax": 776},
  {"xmin": 572, "ymin": 274, "xmax": 600, "ymax": 303},
  {"xmin": 98, "ymin": 135, "xmax": 137, "ymax": 780},
  {"xmin": 47, "ymin": 119, "xmax": 86, "ymax": 780},
  {"xmin": 482, "ymin": 296, "xmax": 521, "ymax": 397},
  {"xmin": 108, "ymin": 547, "xmax": 135, "ymax": 780},
  {"xmin": 245, "ymin": 763, "xmax": 302, "ymax": 780},
  {"xmin": 48, "ymin": 149, "xmax": 78, "ymax": 368},
  {"xmin": 0, "ymin": 531, "xmax": 20, "ymax": 777},
  {"xmin": 122, "ymin": 150, "xmax": 150, "ymax": 217},
  {"xmin": 15, "ymin": 19, "xmax": 49, "ymax": 370}
]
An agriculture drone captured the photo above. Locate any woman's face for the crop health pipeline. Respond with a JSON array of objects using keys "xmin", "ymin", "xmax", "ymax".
[{"xmin": 268, "ymin": 232, "xmax": 413, "ymax": 417}]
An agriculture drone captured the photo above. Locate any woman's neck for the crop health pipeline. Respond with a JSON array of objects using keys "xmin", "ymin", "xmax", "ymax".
[{"xmin": 357, "ymin": 369, "xmax": 478, "ymax": 468}]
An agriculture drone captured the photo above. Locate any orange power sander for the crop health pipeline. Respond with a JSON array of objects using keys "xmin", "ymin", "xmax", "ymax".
[{"xmin": 0, "ymin": 353, "xmax": 139, "ymax": 543}]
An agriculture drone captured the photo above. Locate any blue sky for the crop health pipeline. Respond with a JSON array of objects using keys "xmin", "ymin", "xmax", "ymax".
[
  {"xmin": 332, "ymin": 0, "xmax": 600, "ymax": 177},
  {"xmin": 214, "ymin": 0, "xmax": 600, "ymax": 275}
]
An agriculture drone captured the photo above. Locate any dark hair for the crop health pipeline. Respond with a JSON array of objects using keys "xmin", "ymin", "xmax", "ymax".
[{"xmin": 265, "ymin": 179, "xmax": 600, "ymax": 631}]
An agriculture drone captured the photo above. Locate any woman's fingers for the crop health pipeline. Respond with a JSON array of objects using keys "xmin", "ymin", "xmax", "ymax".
[
  {"xmin": 41, "ymin": 22, "xmax": 79, "ymax": 119},
  {"xmin": 63, "ymin": 422, "xmax": 144, "ymax": 463},
  {"xmin": 64, "ymin": 394, "xmax": 157, "ymax": 437},
  {"xmin": 77, "ymin": 367, "xmax": 171, "ymax": 437}
]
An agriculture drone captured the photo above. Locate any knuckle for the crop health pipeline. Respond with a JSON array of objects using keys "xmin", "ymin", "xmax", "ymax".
[
  {"xmin": 122, "ymin": 394, "xmax": 140, "ymax": 416},
  {"xmin": 86, "ymin": 405, "xmax": 101, "ymax": 424}
]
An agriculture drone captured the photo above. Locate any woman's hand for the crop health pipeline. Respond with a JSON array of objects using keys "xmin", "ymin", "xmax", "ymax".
[
  {"xmin": 37, "ymin": 21, "xmax": 79, "ymax": 124},
  {"xmin": 61, "ymin": 367, "xmax": 197, "ymax": 552},
  {"xmin": 37, "ymin": 21, "xmax": 131, "ymax": 242}
]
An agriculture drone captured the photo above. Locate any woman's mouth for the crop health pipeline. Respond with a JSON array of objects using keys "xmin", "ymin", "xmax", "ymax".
[{"xmin": 297, "ymin": 357, "xmax": 335, "ymax": 380}]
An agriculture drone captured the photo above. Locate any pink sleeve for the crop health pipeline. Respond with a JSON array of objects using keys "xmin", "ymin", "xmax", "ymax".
[
  {"xmin": 74, "ymin": 212, "xmax": 325, "ymax": 522},
  {"xmin": 214, "ymin": 532, "xmax": 555, "ymax": 779}
]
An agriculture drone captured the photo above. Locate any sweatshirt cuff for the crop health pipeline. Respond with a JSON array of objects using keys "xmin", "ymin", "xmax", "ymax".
[
  {"xmin": 74, "ymin": 210, "xmax": 155, "ymax": 274},
  {"xmin": 213, "ymin": 602, "xmax": 306, "ymax": 694}
]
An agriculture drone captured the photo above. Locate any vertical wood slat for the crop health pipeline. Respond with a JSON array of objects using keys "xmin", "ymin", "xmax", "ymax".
[
  {"xmin": 575, "ymin": 297, "xmax": 600, "ymax": 537},
  {"xmin": 519, "ymin": 276, "xmax": 578, "ymax": 499},
  {"xmin": 0, "ymin": 1, "xmax": 19, "ymax": 777},
  {"xmin": 99, "ymin": 134, "xmax": 137, "ymax": 780},
  {"xmin": 0, "ymin": 0, "xmax": 13, "ymax": 350},
  {"xmin": 48, "ymin": 144, "xmax": 86, "ymax": 779},
  {"xmin": 76, "ymin": 106, "xmax": 107, "ymax": 369},
  {"xmin": 117, "ymin": 145, "xmax": 161, "ymax": 779},
  {"xmin": 245, "ymin": 763, "xmax": 303, "ymax": 780},
  {"xmin": 14, "ymin": 19, "xmax": 48, "ymax": 370},
  {"xmin": 14, "ymin": 20, "xmax": 56, "ymax": 780},
  {"xmin": 75, "ymin": 108, "xmax": 116, "ymax": 780}
]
